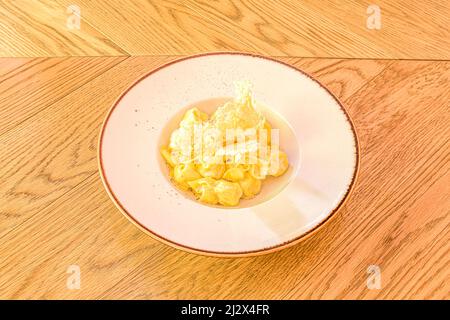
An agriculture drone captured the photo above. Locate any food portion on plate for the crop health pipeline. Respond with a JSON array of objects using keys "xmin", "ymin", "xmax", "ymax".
[{"xmin": 160, "ymin": 81, "xmax": 289, "ymax": 206}]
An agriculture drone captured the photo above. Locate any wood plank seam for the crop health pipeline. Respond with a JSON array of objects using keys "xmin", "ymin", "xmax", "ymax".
[
  {"xmin": 179, "ymin": 1, "xmax": 262, "ymax": 56},
  {"xmin": 341, "ymin": 61, "xmax": 394, "ymax": 104},
  {"xmin": 54, "ymin": 0, "xmax": 131, "ymax": 56}
]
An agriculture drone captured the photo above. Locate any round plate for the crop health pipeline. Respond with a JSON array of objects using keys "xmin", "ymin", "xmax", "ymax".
[{"xmin": 99, "ymin": 53, "xmax": 359, "ymax": 257}]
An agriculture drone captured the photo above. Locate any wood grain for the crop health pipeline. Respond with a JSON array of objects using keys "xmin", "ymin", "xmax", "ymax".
[
  {"xmin": 0, "ymin": 56, "xmax": 448, "ymax": 299},
  {"xmin": 0, "ymin": 57, "xmax": 175, "ymax": 299},
  {"xmin": 0, "ymin": 56, "xmax": 173, "ymax": 238},
  {"xmin": 0, "ymin": 0, "xmax": 126, "ymax": 57},
  {"xmin": 55, "ymin": 0, "xmax": 251, "ymax": 55},
  {"xmin": 285, "ymin": 61, "xmax": 450, "ymax": 299},
  {"xmin": 0, "ymin": 57, "xmax": 126, "ymax": 135},
  {"xmin": 0, "ymin": 0, "xmax": 438, "ymax": 59}
]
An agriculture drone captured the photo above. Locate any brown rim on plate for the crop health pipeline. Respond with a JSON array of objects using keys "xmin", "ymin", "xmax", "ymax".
[{"xmin": 98, "ymin": 52, "xmax": 360, "ymax": 258}]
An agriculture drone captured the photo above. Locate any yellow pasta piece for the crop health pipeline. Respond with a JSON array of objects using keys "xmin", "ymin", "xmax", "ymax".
[
  {"xmin": 197, "ymin": 163, "xmax": 225, "ymax": 179},
  {"xmin": 223, "ymin": 167, "xmax": 245, "ymax": 182},
  {"xmin": 224, "ymin": 163, "xmax": 250, "ymax": 173},
  {"xmin": 269, "ymin": 150, "xmax": 289, "ymax": 177},
  {"xmin": 249, "ymin": 163, "xmax": 269, "ymax": 180},
  {"xmin": 214, "ymin": 180, "xmax": 243, "ymax": 206},
  {"xmin": 188, "ymin": 178, "xmax": 218, "ymax": 205},
  {"xmin": 198, "ymin": 188, "xmax": 218, "ymax": 204},
  {"xmin": 173, "ymin": 163, "xmax": 201, "ymax": 185},
  {"xmin": 172, "ymin": 179, "xmax": 190, "ymax": 191},
  {"xmin": 258, "ymin": 120, "xmax": 272, "ymax": 145},
  {"xmin": 160, "ymin": 148, "xmax": 176, "ymax": 167},
  {"xmin": 239, "ymin": 173, "xmax": 262, "ymax": 199},
  {"xmin": 180, "ymin": 107, "xmax": 208, "ymax": 129},
  {"xmin": 188, "ymin": 177, "xmax": 214, "ymax": 192}
]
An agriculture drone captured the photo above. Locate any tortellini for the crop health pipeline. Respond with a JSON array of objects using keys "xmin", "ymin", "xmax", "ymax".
[
  {"xmin": 239, "ymin": 173, "xmax": 262, "ymax": 199},
  {"xmin": 197, "ymin": 163, "xmax": 225, "ymax": 179},
  {"xmin": 214, "ymin": 180, "xmax": 243, "ymax": 206},
  {"xmin": 173, "ymin": 163, "xmax": 201, "ymax": 190},
  {"xmin": 188, "ymin": 178, "xmax": 218, "ymax": 205},
  {"xmin": 160, "ymin": 82, "xmax": 290, "ymax": 206},
  {"xmin": 223, "ymin": 167, "xmax": 245, "ymax": 182}
]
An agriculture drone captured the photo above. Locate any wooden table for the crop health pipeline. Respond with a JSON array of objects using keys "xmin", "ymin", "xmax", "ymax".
[{"xmin": 0, "ymin": 1, "xmax": 449, "ymax": 300}]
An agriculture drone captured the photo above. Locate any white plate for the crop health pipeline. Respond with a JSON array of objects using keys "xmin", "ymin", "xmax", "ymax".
[{"xmin": 99, "ymin": 53, "xmax": 359, "ymax": 256}]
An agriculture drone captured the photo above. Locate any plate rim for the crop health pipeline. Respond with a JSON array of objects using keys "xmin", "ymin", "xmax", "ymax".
[{"xmin": 98, "ymin": 51, "xmax": 361, "ymax": 257}]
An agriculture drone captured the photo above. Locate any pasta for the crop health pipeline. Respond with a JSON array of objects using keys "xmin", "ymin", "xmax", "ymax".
[
  {"xmin": 223, "ymin": 167, "xmax": 245, "ymax": 182},
  {"xmin": 197, "ymin": 163, "xmax": 226, "ymax": 179},
  {"xmin": 239, "ymin": 173, "xmax": 262, "ymax": 199},
  {"xmin": 188, "ymin": 178, "xmax": 218, "ymax": 205},
  {"xmin": 160, "ymin": 81, "xmax": 290, "ymax": 206},
  {"xmin": 214, "ymin": 180, "xmax": 243, "ymax": 206}
]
